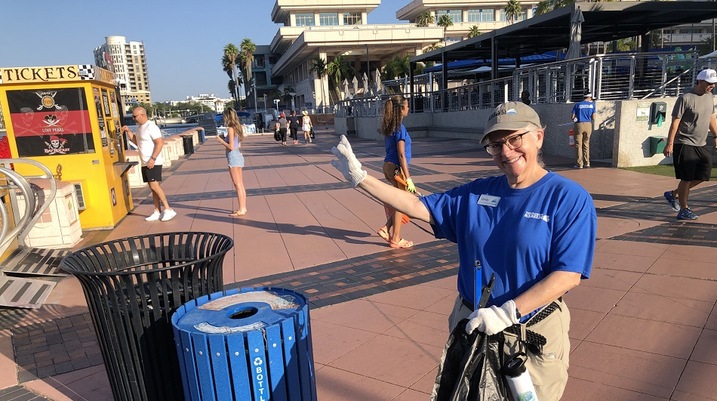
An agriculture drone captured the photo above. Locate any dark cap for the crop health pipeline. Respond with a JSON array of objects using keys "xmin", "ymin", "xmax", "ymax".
[{"xmin": 480, "ymin": 101, "xmax": 542, "ymax": 145}]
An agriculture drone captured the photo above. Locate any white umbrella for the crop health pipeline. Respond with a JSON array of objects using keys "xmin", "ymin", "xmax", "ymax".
[
  {"xmin": 352, "ymin": 76, "xmax": 359, "ymax": 95},
  {"xmin": 566, "ymin": 7, "xmax": 584, "ymax": 60},
  {"xmin": 362, "ymin": 72, "xmax": 370, "ymax": 97},
  {"xmin": 374, "ymin": 69, "xmax": 383, "ymax": 94},
  {"xmin": 343, "ymin": 79, "xmax": 352, "ymax": 99}
]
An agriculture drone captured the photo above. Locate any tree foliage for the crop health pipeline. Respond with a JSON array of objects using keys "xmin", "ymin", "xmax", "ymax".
[
  {"xmin": 222, "ymin": 44, "xmax": 241, "ymax": 100},
  {"xmin": 383, "ymin": 55, "xmax": 411, "ymax": 80},
  {"xmin": 240, "ymin": 38, "xmax": 256, "ymax": 86},
  {"xmin": 437, "ymin": 14, "xmax": 454, "ymax": 45},
  {"xmin": 504, "ymin": 0, "xmax": 522, "ymax": 24},
  {"xmin": 310, "ymin": 56, "xmax": 328, "ymax": 108},
  {"xmin": 416, "ymin": 11, "xmax": 434, "ymax": 27},
  {"xmin": 468, "ymin": 25, "xmax": 481, "ymax": 39},
  {"xmin": 327, "ymin": 55, "xmax": 354, "ymax": 100}
]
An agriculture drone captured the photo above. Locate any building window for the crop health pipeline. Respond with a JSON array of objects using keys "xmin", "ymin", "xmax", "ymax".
[
  {"xmin": 295, "ymin": 13, "xmax": 315, "ymax": 26},
  {"xmin": 436, "ymin": 9, "xmax": 462, "ymax": 23},
  {"xmin": 255, "ymin": 72, "xmax": 267, "ymax": 86},
  {"xmin": 254, "ymin": 55, "xmax": 265, "ymax": 68},
  {"xmin": 343, "ymin": 12, "xmax": 362, "ymax": 25},
  {"xmin": 467, "ymin": 9, "xmax": 494, "ymax": 22},
  {"xmin": 499, "ymin": 10, "xmax": 524, "ymax": 22},
  {"xmin": 319, "ymin": 13, "xmax": 339, "ymax": 26}
]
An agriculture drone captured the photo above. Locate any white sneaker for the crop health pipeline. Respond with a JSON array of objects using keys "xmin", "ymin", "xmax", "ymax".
[
  {"xmin": 160, "ymin": 209, "xmax": 177, "ymax": 222},
  {"xmin": 145, "ymin": 211, "xmax": 161, "ymax": 221}
]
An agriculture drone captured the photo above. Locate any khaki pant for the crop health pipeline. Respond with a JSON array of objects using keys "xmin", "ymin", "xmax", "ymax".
[
  {"xmin": 432, "ymin": 296, "xmax": 571, "ymax": 401},
  {"xmin": 574, "ymin": 122, "xmax": 593, "ymax": 167}
]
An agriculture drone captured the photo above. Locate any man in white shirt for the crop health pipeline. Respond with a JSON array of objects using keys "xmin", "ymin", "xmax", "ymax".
[{"xmin": 121, "ymin": 107, "xmax": 177, "ymax": 222}]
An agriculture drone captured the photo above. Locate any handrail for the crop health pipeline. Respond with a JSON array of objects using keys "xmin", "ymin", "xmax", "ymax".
[{"xmin": 0, "ymin": 159, "xmax": 56, "ymax": 250}]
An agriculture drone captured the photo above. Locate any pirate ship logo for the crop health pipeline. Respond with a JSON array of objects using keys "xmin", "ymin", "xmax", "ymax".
[
  {"xmin": 44, "ymin": 135, "xmax": 69, "ymax": 155},
  {"xmin": 35, "ymin": 91, "xmax": 61, "ymax": 110}
]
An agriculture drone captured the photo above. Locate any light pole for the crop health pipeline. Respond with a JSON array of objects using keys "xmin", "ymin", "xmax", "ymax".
[{"xmin": 253, "ymin": 77, "xmax": 258, "ymax": 113}]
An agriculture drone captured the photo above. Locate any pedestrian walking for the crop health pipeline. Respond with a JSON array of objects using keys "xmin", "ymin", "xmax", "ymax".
[
  {"xmin": 663, "ymin": 68, "xmax": 717, "ymax": 220},
  {"xmin": 330, "ymin": 101, "xmax": 596, "ymax": 400},
  {"xmin": 278, "ymin": 112, "xmax": 288, "ymax": 146},
  {"xmin": 571, "ymin": 93, "xmax": 596, "ymax": 168},
  {"xmin": 121, "ymin": 106, "xmax": 177, "ymax": 222},
  {"xmin": 302, "ymin": 111, "xmax": 313, "ymax": 143},
  {"xmin": 289, "ymin": 110, "xmax": 301, "ymax": 145}
]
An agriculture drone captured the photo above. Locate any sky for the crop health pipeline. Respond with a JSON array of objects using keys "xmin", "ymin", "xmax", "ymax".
[{"xmin": 1, "ymin": 1, "xmax": 404, "ymax": 102}]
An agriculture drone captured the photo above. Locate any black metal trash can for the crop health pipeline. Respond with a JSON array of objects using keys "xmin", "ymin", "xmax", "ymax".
[
  {"xmin": 182, "ymin": 134, "xmax": 195, "ymax": 155},
  {"xmin": 59, "ymin": 232, "xmax": 233, "ymax": 401}
]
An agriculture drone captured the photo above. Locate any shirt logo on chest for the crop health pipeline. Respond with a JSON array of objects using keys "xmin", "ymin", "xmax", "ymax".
[{"xmin": 524, "ymin": 211, "xmax": 550, "ymax": 222}]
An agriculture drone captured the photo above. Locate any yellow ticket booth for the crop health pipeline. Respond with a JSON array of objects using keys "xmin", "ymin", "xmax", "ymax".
[{"xmin": 0, "ymin": 64, "xmax": 135, "ymax": 229}]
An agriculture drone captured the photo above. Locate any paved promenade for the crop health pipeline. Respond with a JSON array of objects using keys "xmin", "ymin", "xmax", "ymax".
[{"xmin": 1, "ymin": 128, "xmax": 717, "ymax": 400}]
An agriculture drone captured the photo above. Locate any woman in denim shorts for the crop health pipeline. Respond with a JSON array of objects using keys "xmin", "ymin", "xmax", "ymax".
[{"xmin": 216, "ymin": 108, "xmax": 247, "ymax": 216}]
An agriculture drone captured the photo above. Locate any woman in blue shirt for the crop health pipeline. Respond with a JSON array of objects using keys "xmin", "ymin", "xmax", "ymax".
[
  {"xmin": 378, "ymin": 95, "xmax": 417, "ymax": 249},
  {"xmin": 331, "ymin": 102, "xmax": 596, "ymax": 400},
  {"xmin": 216, "ymin": 108, "xmax": 247, "ymax": 216}
]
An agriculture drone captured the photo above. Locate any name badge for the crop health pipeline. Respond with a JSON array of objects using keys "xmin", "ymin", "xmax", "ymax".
[{"xmin": 477, "ymin": 194, "xmax": 500, "ymax": 207}]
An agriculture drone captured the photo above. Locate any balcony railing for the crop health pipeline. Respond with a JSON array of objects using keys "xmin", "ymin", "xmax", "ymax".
[{"xmin": 335, "ymin": 50, "xmax": 704, "ymax": 117}]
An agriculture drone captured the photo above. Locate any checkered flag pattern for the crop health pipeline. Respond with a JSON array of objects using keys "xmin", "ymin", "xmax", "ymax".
[{"xmin": 78, "ymin": 64, "xmax": 95, "ymax": 80}]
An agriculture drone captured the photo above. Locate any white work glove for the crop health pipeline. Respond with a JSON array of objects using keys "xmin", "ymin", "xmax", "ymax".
[
  {"xmin": 331, "ymin": 135, "xmax": 367, "ymax": 187},
  {"xmin": 465, "ymin": 300, "xmax": 519, "ymax": 335}
]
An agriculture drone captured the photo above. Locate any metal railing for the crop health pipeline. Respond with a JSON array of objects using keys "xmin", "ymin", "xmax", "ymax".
[
  {"xmin": 335, "ymin": 50, "xmax": 703, "ymax": 117},
  {"xmin": 0, "ymin": 159, "xmax": 56, "ymax": 254}
]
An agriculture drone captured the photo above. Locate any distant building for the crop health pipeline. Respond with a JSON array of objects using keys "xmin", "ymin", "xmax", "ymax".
[
  {"xmin": 182, "ymin": 94, "xmax": 233, "ymax": 113},
  {"xmin": 267, "ymin": 0, "xmax": 444, "ymax": 111},
  {"xmin": 93, "ymin": 35, "xmax": 152, "ymax": 111},
  {"xmin": 260, "ymin": 0, "xmax": 543, "ymax": 112}
]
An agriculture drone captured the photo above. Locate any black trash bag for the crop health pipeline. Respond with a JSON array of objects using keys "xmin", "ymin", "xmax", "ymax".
[{"xmin": 433, "ymin": 319, "xmax": 510, "ymax": 401}]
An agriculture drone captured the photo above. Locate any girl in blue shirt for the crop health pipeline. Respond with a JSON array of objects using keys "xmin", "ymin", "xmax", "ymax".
[{"xmin": 378, "ymin": 95, "xmax": 416, "ymax": 249}]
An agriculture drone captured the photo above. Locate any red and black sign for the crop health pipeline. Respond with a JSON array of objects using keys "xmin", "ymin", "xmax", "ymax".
[{"xmin": 7, "ymin": 88, "xmax": 95, "ymax": 157}]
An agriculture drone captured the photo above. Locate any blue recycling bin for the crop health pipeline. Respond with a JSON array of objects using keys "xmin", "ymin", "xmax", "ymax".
[{"xmin": 171, "ymin": 287, "xmax": 317, "ymax": 401}]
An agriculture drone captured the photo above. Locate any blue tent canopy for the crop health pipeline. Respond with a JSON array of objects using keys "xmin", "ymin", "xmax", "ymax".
[{"xmin": 423, "ymin": 51, "xmax": 562, "ymax": 73}]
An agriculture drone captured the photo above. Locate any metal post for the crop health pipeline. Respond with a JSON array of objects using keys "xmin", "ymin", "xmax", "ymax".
[
  {"xmin": 253, "ymin": 77, "xmax": 258, "ymax": 113},
  {"xmin": 365, "ymin": 44, "xmax": 370, "ymax": 80}
]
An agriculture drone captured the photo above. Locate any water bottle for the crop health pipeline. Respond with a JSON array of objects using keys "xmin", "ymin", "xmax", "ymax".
[{"xmin": 501, "ymin": 352, "xmax": 538, "ymax": 401}]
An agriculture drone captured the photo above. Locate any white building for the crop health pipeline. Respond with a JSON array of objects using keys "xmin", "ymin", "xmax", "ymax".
[
  {"xmin": 267, "ymin": 0, "xmax": 539, "ymax": 111},
  {"xmin": 93, "ymin": 36, "xmax": 152, "ymax": 111},
  {"xmin": 183, "ymin": 94, "xmax": 233, "ymax": 113}
]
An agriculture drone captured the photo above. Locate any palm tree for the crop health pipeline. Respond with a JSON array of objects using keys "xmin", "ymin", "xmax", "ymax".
[
  {"xmin": 437, "ymin": 14, "xmax": 454, "ymax": 46},
  {"xmin": 416, "ymin": 11, "xmax": 434, "ymax": 27},
  {"xmin": 382, "ymin": 55, "xmax": 411, "ymax": 80},
  {"xmin": 240, "ymin": 38, "xmax": 257, "ymax": 109},
  {"xmin": 421, "ymin": 43, "xmax": 443, "ymax": 69},
  {"xmin": 504, "ymin": 0, "xmax": 522, "ymax": 24},
  {"xmin": 222, "ymin": 43, "xmax": 240, "ymax": 101},
  {"xmin": 310, "ymin": 56, "xmax": 328, "ymax": 111},
  {"xmin": 327, "ymin": 55, "xmax": 354, "ymax": 101},
  {"xmin": 468, "ymin": 25, "xmax": 481, "ymax": 39}
]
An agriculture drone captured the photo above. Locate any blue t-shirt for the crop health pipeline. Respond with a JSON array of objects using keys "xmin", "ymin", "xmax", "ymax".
[
  {"xmin": 384, "ymin": 124, "xmax": 412, "ymax": 165},
  {"xmin": 420, "ymin": 172, "xmax": 596, "ymax": 316},
  {"xmin": 572, "ymin": 100, "xmax": 596, "ymax": 123}
]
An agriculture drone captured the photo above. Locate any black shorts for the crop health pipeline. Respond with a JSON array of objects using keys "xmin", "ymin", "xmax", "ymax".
[
  {"xmin": 673, "ymin": 144, "xmax": 712, "ymax": 181},
  {"xmin": 141, "ymin": 165, "xmax": 163, "ymax": 183}
]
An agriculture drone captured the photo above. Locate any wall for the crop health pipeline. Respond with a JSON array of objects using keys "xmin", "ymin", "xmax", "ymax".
[{"xmin": 337, "ymin": 97, "xmax": 717, "ymax": 168}]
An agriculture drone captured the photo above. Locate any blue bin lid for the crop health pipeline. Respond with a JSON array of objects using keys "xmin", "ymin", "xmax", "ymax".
[{"xmin": 175, "ymin": 288, "xmax": 306, "ymax": 334}]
